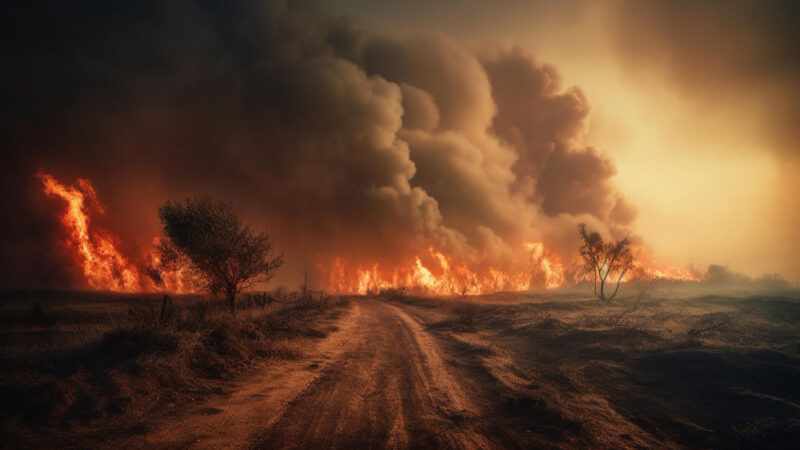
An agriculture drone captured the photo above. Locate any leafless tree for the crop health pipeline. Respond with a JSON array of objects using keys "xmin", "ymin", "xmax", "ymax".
[
  {"xmin": 155, "ymin": 197, "xmax": 284, "ymax": 312},
  {"xmin": 578, "ymin": 223, "xmax": 633, "ymax": 303}
]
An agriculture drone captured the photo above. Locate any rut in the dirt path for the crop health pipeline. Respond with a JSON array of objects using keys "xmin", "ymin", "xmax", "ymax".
[{"xmin": 252, "ymin": 299, "xmax": 490, "ymax": 450}]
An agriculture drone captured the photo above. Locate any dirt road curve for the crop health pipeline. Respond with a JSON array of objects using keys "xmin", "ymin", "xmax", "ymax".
[
  {"xmin": 131, "ymin": 298, "xmax": 498, "ymax": 449},
  {"xmin": 253, "ymin": 299, "xmax": 489, "ymax": 449}
]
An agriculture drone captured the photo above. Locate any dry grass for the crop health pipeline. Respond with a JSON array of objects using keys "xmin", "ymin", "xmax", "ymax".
[
  {"xmin": 428, "ymin": 299, "xmax": 482, "ymax": 332},
  {"xmin": 0, "ymin": 290, "xmax": 349, "ymax": 438}
]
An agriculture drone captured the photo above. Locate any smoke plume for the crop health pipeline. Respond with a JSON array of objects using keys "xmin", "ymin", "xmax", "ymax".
[{"xmin": 1, "ymin": 0, "xmax": 637, "ymax": 290}]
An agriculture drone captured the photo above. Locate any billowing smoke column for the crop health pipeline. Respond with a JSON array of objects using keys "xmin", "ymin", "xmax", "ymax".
[{"xmin": 0, "ymin": 1, "xmax": 684, "ymax": 293}]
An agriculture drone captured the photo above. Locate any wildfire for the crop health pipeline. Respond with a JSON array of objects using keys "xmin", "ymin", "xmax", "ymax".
[
  {"xmin": 524, "ymin": 241, "xmax": 565, "ymax": 289},
  {"xmin": 327, "ymin": 244, "xmax": 566, "ymax": 295},
  {"xmin": 326, "ymin": 242, "xmax": 701, "ymax": 296},
  {"xmin": 628, "ymin": 249, "xmax": 704, "ymax": 282},
  {"xmin": 37, "ymin": 171, "xmax": 200, "ymax": 293},
  {"xmin": 37, "ymin": 171, "xmax": 140, "ymax": 291},
  {"xmin": 37, "ymin": 171, "xmax": 702, "ymax": 296}
]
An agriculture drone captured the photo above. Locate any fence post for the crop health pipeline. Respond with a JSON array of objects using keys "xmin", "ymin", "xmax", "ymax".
[{"xmin": 160, "ymin": 295, "xmax": 172, "ymax": 324}]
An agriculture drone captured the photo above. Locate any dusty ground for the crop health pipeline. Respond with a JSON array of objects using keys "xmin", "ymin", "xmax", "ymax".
[
  {"xmin": 4, "ymin": 291, "xmax": 800, "ymax": 448},
  {"xmin": 106, "ymin": 299, "xmax": 497, "ymax": 449},
  {"xmin": 110, "ymin": 292, "xmax": 800, "ymax": 448}
]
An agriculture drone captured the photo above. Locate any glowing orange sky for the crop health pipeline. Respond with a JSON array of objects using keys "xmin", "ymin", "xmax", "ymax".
[{"xmin": 331, "ymin": 0, "xmax": 800, "ymax": 281}]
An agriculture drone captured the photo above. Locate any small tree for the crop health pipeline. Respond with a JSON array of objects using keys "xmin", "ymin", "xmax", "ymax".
[
  {"xmin": 156, "ymin": 197, "xmax": 283, "ymax": 312},
  {"xmin": 578, "ymin": 223, "xmax": 633, "ymax": 303}
]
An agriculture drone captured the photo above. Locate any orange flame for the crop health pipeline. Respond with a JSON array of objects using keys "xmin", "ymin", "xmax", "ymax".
[
  {"xmin": 628, "ymin": 248, "xmax": 703, "ymax": 282},
  {"xmin": 523, "ymin": 241, "xmax": 565, "ymax": 289},
  {"xmin": 327, "ymin": 243, "xmax": 566, "ymax": 295},
  {"xmin": 145, "ymin": 237, "xmax": 204, "ymax": 294},
  {"xmin": 37, "ymin": 171, "xmax": 140, "ymax": 291},
  {"xmin": 37, "ymin": 171, "xmax": 201, "ymax": 293},
  {"xmin": 327, "ymin": 241, "xmax": 702, "ymax": 295},
  {"xmin": 37, "ymin": 172, "xmax": 700, "ymax": 296}
]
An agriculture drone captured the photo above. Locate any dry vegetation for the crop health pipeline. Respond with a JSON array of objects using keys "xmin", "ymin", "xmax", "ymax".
[
  {"xmin": 3, "ymin": 286, "xmax": 800, "ymax": 448},
  {"xmin": 389, "ymin": 288, "xmax": 800, "ymax": 448},
  {"xmin": 0, "ymin": 289, "xmax": 348, "ymax": 446}
]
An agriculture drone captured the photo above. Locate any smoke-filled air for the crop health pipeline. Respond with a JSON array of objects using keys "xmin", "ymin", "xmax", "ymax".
[
  {"xmin": 2, "ymin": 1, "xmax": 799, "ymax": 448},
  {"xmin": 2, "ymin": 0, "xmax": 740, "ymax": 294}
]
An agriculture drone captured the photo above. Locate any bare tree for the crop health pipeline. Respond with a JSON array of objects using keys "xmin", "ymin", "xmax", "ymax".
[
  {"xmin": 578, "ymin": 223, "xmax": 633, "ymax": 303},
  {"xmin": 155, "ymin": 197, "xmax": 284, "ymax": 312}
]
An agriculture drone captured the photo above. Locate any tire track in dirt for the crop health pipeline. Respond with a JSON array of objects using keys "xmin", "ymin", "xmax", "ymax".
[{"xmin": 251, "ymin": 298, "xmax": 492, "ymax": 449}]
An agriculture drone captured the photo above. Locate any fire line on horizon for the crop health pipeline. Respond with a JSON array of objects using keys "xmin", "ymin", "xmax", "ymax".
[{"xmin": 37, "ymin": 172, "xmax": 701, "ymax": 295}]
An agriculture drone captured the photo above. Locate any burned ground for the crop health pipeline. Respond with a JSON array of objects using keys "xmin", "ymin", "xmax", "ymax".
[{"xmin": 397, "ymin": 292, "xmax": 800, "ymax": 447}]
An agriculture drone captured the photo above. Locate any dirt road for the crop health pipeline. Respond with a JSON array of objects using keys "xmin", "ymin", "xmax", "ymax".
[
  {"xmin": 56, "ymin": 294, "xmax": 800, "ymax": 449},
  {"xmin": 128, "ymin": 298, "xmax": 501, "ymax": 449},
  {"xmin": 11, "ymin": 293, "xmax": 798, "ymax": 448}
]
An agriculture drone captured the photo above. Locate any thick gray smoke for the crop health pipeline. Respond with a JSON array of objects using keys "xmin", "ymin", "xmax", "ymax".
[{"xmin": 0, "ymin": 0, "xmax": 635, "ymax": 289}]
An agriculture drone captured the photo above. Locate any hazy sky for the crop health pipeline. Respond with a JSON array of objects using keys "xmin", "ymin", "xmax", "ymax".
[
  {"xmin": 1, "ymin": 0, "xmax": 797, "ymax": 290},
  {"xmin": 330, "ymin": 0, "xmax": 800, "ymax": 280}
]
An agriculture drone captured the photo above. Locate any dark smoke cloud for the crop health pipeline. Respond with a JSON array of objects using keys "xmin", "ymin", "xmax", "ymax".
[
  {"xmin": 609, "ymin": 0, "xmax": 800, "ymax": 158},
  {"xmin": 0, "ymin": 0, "xmax": 634, "ymax": 289},
  {"xmin": 480, "ymin": 49, "xmax": 630, "ymax": 224}
]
